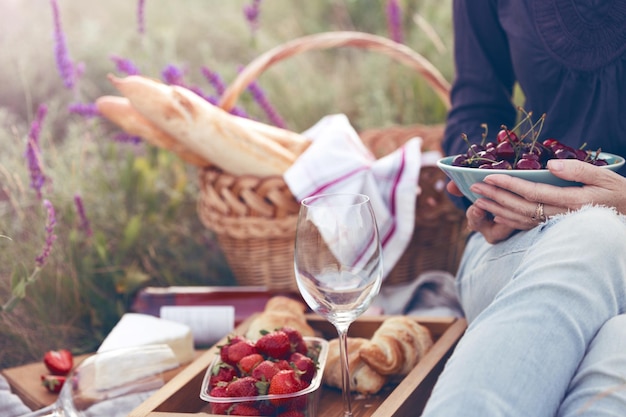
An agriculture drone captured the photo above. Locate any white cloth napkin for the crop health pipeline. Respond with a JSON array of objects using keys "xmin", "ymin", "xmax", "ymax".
[{"xmin": 284, "ymin": 114, "xmax": 439, "ymax": 280}]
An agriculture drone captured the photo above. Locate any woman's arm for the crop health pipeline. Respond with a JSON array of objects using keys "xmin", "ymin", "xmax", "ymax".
[
  {"xmin": 443, "ymin": 0, "xmax": 517, "ymax": 158},
  {"xmin": 444, "ymin": 0, "xmax": 519, "ymax": 241}
]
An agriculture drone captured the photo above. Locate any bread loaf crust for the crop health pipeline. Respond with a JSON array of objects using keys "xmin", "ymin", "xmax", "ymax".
[
  {"xmin": 95, "ymin": 95, "xmax": 211, "ymax": 167},
  {"xmin": 245, "ymin": 296, "xmax": 315, "ymax": 341},
  {"xmin": 107, "ymin": 74, "xmax": 304, "ymax": 176}
]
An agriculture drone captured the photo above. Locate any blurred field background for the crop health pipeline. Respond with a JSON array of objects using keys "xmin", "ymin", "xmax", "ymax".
[{"xmin": 0, "ymin": 0, "xmax": 454, "ymax": 368}]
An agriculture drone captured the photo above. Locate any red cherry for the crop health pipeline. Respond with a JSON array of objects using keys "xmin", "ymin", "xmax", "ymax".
[
  {"xmin": 497, "ymin": 129, "xmax": 519, "ymax": 143},
  {"xmin": 515, "ymin": 158, "xmax": 542, "ymax": 170}
]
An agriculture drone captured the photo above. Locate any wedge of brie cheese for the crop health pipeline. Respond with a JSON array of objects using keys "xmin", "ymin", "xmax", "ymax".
[
  {"xmin": 77, "ymin": 344, "xmax": 178, "ymax": 396},
  {"xmin": 98, "ymin": 313, "xmax": 195, "ymax": 364}
]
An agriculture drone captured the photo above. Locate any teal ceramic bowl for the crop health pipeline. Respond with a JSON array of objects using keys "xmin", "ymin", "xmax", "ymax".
[{"xmin": 437, "ymin": 152, "xmax": 625, "ymax": 203}]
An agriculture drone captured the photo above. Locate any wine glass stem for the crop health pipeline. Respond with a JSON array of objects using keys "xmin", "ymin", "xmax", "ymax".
[{"xmin": 337, "ymin": 324, "xmax": 353, "ymax": 417}]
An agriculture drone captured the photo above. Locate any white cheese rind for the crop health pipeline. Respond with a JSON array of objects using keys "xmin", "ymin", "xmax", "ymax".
[{"xmin": 97, "ymin": 313, "xmax": 195, "ymax": 364}]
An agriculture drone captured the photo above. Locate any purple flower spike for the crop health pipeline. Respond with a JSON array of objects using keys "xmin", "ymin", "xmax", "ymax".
[
  {"xmin": 35, "ymin": 199, "xmax": 57, "ymax": 268},
  {"xmin": 200, "ymin": 66, "xmax": 227, "ymax": 96},
  {"xmin": 110, "ymin": 55, "xmax": 141, "ymax": 75},
  {"xmin": 74, "ymin": 194, "xmax": 93, "ymax": 238},
  {"xmin": 386, "ymin": 0, "xmax": 404, "ymax": 44},
  {"xmin": 247, "ymin": 79, "xmax": 286, "ymax": 128},
  {"xmin": 200, "ymin": 66, "xmax": 249, "ymax": 118},
  {"xmin": 162, "ymin": 64, "xmax": 186, "ymax": 86},
  {"xmin": 243, "ymin": 0, "xmax": 262, "ymax": 33},
  {"xmin": 137, "ymin": 0, "xmax": 146, "ymax": 34},
  {"xmin": 113, "ymin": 132, "xmax": 142, "ymax": 145},
  {"xmin": 50, "ymin": 0, "xmax": 79, "ymax": 89},
  {"xmin": 68, "ymin": 102, "xmax": 100, "ymax": 118},
  {"xmin": 25, "ymin": 105, "xmax": 48, "ymax": 199}
]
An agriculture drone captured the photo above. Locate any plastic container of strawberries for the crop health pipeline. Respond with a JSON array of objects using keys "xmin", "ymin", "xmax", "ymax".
[{"xmin": 199, "ymin": 336, "xmax": 329, "ymax": 416}]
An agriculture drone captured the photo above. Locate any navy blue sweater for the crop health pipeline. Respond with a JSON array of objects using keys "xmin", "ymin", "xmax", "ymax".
[{"xmin": 443, "ymin": 0, "xmax": 626, "ymax": 178}]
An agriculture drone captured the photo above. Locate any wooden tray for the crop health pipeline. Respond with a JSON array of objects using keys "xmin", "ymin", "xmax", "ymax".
[
  {"xmin": 2, "ymin": 352, "xmax": 204, "ymax": 412},
  {"xmin": 128, "ymin": 314, "xmax": 467, "ymax": 417}
]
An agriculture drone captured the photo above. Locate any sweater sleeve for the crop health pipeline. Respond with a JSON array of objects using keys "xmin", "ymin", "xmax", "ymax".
[{"xmin": 443, "ymin": 0, "xmax": 518, "ymax": 158}]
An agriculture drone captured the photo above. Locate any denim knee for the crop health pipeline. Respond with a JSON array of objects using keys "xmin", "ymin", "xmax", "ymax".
[{"xmin": 548, "ymin": 205, "xmax": 626, "ymax": 259}]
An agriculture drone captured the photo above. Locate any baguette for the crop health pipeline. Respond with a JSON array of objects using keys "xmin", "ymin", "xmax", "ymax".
[
  {"xmin": 95, "ymin": 95, "xmax": 211, "ymax": 167},
  {"xmin": 108, "ymin": 74, "xmax": 299, "ymax": 176},
  {"xmin": 233, "ymin": 115, "xmax": 310, "ymax": 156}
]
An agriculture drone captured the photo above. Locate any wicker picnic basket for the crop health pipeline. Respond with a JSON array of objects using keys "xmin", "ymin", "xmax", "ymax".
[{"xmin": 197, "ymin": 31, "xmax": 468, "ymax": 292}]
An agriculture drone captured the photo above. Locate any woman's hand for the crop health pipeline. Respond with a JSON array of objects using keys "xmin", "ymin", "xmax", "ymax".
[
  {"xmin": 446, "ymin": 180, "xmax": 517, "ymax": 243},
  {"xmin": 468, "ymin": 159, "xmax": 626, "ymax": 235}
]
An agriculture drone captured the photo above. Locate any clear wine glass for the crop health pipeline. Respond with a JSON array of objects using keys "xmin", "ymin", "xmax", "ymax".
[
  {"xmin": 294, "ymin": 193, "xmax": 383, "ymax": 417},
  {"xmin": 19, "ymin": 344, "xmax": 178, "ymax": 417}
]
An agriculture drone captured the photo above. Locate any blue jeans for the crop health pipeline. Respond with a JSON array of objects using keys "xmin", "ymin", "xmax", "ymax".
[{"xmin": 422, "ymin": 205, "xmax": 626, "ymax": 417}]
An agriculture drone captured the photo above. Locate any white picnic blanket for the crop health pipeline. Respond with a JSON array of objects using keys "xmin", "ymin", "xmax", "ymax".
[{"xmin": 285, "ymin": 114, "xmax": 441, "ymax": 280}]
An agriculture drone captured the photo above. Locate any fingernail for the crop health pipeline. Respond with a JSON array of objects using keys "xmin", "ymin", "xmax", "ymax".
[{"xmin": 548, "ymin": 160, "xmax": 564, "ymax": 171}]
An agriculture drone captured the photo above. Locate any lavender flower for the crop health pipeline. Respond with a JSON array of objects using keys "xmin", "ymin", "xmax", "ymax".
[
  {"xmin": 162, "ymin": 64, "xmax": 235, "ymax": 116},
  {"xmin": 25, "ymin": 104, "xmax": 48, "ymax": 199},
  {"xmin": 247, "ymin": 79, "xmax": 286, "ymax": 128},
  {"xmin": 386, "ymin": 0, "xmax": 404, "ymax": 44},
  {"xmin": 200, "ymin": 66, "xmax": 227, "ymax": 96},
  {"xmin": 113, "ymin": 132, "xmax": 142, "ymax": 145},
  {"xmin": 243, "ymin": 0, "xmax": 262, "ymax": 34},
  {"xmin": 200, "ymin": 66, "xmax": 249, "ymax": 118},
  {"xmin": 110, "ymin": 55, "xmax": 141, "ymax": 75},
  {"xmin": 50, "ymin": 0, "xmax": 79, "ymax": 89},
  {"xmin": 162, "ymin": 64, "xmax": 186, "ymax": 86},
  {"xmin": 137, "ymin": 0, "xmax": 146, "ymax": 34},
  {"xmin": 68, "ymin": 102, "xmax": 100, "ymax": 118},
  {"xmin": 74, "ymin": 194, "xmax": 93, "ymax": 238},
  {"xmin": 35, "ymin": 199, "xmax": 57, "ymax": 268}
]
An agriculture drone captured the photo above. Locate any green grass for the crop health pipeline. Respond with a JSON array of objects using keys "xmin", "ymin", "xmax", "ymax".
[{"xmin": 0, "ymin": 0, "xmax": 454, "ymax": 368}]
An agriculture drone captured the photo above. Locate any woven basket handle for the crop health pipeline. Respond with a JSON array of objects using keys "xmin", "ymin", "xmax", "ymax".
[{"xmin": 218, "ymin": 31, "xmax": 451, "ymax": 112}]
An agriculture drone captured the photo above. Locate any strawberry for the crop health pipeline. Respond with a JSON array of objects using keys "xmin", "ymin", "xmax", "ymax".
[
  {"xmin": 43, "ymin": 349, "xmax": 73, "ymax": 376},
  {"xmin": 228, "ymin": 403, "xmax": 261, "ymax": 416},
  {"xmin": 274, "ymin": 359, "xmax": 292, "ymax": 371},
  {"xmin": 251, "ymin": 360, "xmax": 280, "ymax": 382},
  {"xmin": 268, "ymin": 370, "xmax": 304, "ymax": 405},
  {"xmin": 219, "ymin": 335, "xmax": 246, "ymax": 364},
  {"xmin": 226, "ymin": 340, "xmax": 257, "ymax": 365},
  {"xmin": 255, "ymin": 330, "xmax": 291, "ymax": 359},
  {"xmin": 289, "ymin": 352, "xmax": 316, "ymax": 384},
  {"xmin": 225, "ymin": 376, "xmax": 259, "ymax": 398},
  {"xmin": 238, "ymin": 353, "xmax": 264, "ymax": 375},
  {"xmin": 209, "ymin": 362, "xmax": 237, "ymax": 388},
  {"xmin": 257, "ymin": 401, "xmax": 278, "ymax": 416},
  {"xmin": 208, "ymin": 385, "xmax": 230, "ymax": 414},
  {"xmin": 40, "ymin": 374, "xmax": 66, "ymax": 393},
  {"xmin": 281, "ymin": 327, "xmax": 308, "ymax": 355}
]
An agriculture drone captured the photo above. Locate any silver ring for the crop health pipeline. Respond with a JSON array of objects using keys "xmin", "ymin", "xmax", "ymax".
[{"xmin": 531, "ymin": 202, "xmax": 546, "ymax": 223}]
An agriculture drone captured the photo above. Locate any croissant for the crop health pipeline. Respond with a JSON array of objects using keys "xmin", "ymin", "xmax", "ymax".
[
  {"xmin": 358, "ymin": 316, "xmax": 433, "ymax": 376},
  {"xmin": 245, "ymin": 296, "xmax": 316, "ymax": 341},
  {"xmin": 324, "ymin": 337, "xmax": 388, "ymax": 395}
]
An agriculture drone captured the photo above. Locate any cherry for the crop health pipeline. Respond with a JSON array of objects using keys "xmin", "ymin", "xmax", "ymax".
[
  {"xmin": 495, "ymin": 141, "xmax": 515, "ymax": 160},
  {"xmin": 554, "ymin": 148, "xmax": 577, "ymax": 159},
  {"xmin": 492, "ymin": 160, "xmax": 513, "ymax": 170},
  {"xmin": 449, "ymin": 109, "xmax": 609, "ymax": 170},
  {"xmin": 515, "ymin": 158, "xmax": 542, "ymax": 170},
  {"xmin": 497, "ymin": 129, "xmax": 519, "ymax": 143}
]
